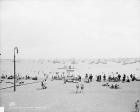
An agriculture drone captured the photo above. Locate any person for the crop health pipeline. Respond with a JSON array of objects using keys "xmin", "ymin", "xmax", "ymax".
[
  {"xmin": 41, "ymin": 79, "xmax": 47, "ymax": 89},
  {"xmin": 89, "ymin": 74, "xmax": 93, "ymax": 82},
  {"xmin": 130, "ymin": 74, "xmax": 133, "ymax": 80},
  {"xmin": 41, "ymin": 81, "xmax": 45, "ymax": 89},
  {"xmin": 64, "ymin": 77, "xmax": 67, "ymax": 84},
  {"xmin": 102, "ymin": 83, "xmax": 109, "ymax": 86},
  {"xmin": 135, "ymin": 100, "xmax": 140, "ymax": 112},
  {"xmin": 122, "ymin": 74, "xmax": 126, "ymax": 82},
  {"xmin": 103, "ymin": 74, "xmax": 106, "ymax": 81},
  {"xmin": 114, "ymin": 84, "xmax": 119, "ymax": 89},
  {"xmin": 78, "ymin": 75, "xmax": 81, "ymax": 82},
  {"xmin": 80, "ymin": 83, "xmax": 84, "ymax": 93},
  {"xmin": 76, "ymin": 83, "xmax": 79, "ymax": 93},
  {"xmin": 126, "ymin": 76, "xmax": 130, "ymax": 82},
  {"xmin": 44, "ymin": 79, "xmax": 47, "ymax": 89},
  {"xmin": 110, "ymin": 84, "xmax": 114, "ymax": 89},
  {"xmin": 118, "ymin": 74, "xmax": 121, "ymax": 81}
]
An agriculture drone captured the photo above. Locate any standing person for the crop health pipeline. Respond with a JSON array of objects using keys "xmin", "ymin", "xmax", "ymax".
[
  {"xmin": 41, "ymin": 81, "xmax": 44, "ymax": 89},
  {"xmin": 122, "ymin": 74, "xmax": 126, "ymax": 82},
  {"xmin": 44, "ymin": 79, "xmax": 47, "ymax": 89},
  {"xmin": 76, "ymin": 82, "xmax": 79, "ymax": 93},
  {"xmin": 89, "ymin": 74, "xmax": 93, "ymax": 82},
  {"xmin": 135, "ymin": 100, "xmax": 140, "ymax": 112},
  {"xmin": 41, "ymin": 81, "xmax": 46, "ymax": 89},
  {"xmin": 96, "ymin": 75, "xmax": 99, "ymax": 82},
  {"xmin": 64, "ymin": 76, "xmax": 67, "ymax": 84},
  {"xmin": 91, "ymin": 74, "xmax": 93, "ymax": 82},
  {"xmin": 100, "ymin": 75, "xmax": 102, "ymax": 82},
  {"xmin": 103, "ymin": 74, "xmax": 106, "ymax": 81},
  {"xmin": 78, "ymin": 75, "xmax": 81, "ymax": 82},
  {"xmin": 118, "ymin": 74, "xmax": 121, "ymax": 81},
  {"xmin": 80, "ymin": 82, "xmax": 84, "ymax": 93},
  {"xmin": 108, "ymin": 75, "xmax": 111, "ymax": 82},
  {"xmin": 130, "ymin": 74, "xmax": 133, "ymax": 81}
]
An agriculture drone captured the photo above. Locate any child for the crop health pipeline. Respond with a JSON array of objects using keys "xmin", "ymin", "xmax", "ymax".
[
  {"xmin": 44, "ymin": 79, "xmax": 47, "ymax": 89},
  {"xmin": 41, "ymin": 79, "xmax": 47, "ymax": 89},
  {"xmin": 76, "ymin": 83, "xmax": 79, "ymax": 93},
  {"xmin": 80, "ymin": 83, "xmax": 84, "ymax": 93}
]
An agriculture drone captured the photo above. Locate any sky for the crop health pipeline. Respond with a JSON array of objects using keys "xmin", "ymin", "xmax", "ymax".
[{"xmin": 0, "ymin": 0, "xmax": 140, "ymax": 59}]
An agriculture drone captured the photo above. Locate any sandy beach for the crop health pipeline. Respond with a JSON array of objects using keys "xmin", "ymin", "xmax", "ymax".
[
  {"xmin": 0, "ymin": 59, "xmax": 140, "ymax": 112},
  {"xmin": 0, "ymin": 79, "xmax": 140, "ymax": 112}
]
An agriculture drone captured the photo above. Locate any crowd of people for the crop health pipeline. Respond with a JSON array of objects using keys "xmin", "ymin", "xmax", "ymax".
[
  {"xmin": 1, "ymin": 71, "xmax": 139, "ymax": 85},
  {"xmin": 39, "ymin": 72, "xmax": 140, "ymax": 94},
  {"xmin": 0, "ymin": 73, "xmax": 38, "ymax": 80},
  {"xmin": 91, "ymin": 73, "xmax": 137, "ymax": 83},
  {"xmin": 0, "ymin": 71, "xmax": 139, "ymax": 92}
]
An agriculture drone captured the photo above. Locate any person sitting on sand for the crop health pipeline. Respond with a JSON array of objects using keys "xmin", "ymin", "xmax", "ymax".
[
  {"xmin": 126, "ymin": 76, "xmax": 130, "ymax": 82},
  {"xmin": 114, "ymin": 84, "xmax": 119, "ymax": 89},
  {"xmin": 110, "ymin": 84, "xmax": 114, "ymax": 89},
  {"xmin": 78, "ymin": 75, "xmax": 81, "ymax": 82},
  {"xmin": 102, "ymin": 83, "xmax": 109, "ymax": 86},
  {"xmin": 135, "ymin": 100, "xmax": 140, "ymax": 112},
  {"xmin": 76, "ymin": 83, "xmax": 79, "ymax": 93}
]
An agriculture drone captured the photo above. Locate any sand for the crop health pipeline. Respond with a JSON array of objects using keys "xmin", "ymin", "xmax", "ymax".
[{"xmin": 0, "ymin": 79, "xmax": 140, "ymax": 112}]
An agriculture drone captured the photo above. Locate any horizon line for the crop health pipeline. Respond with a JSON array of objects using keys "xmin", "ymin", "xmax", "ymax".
[{"xmin": 1, "ymin": 57, "xmax": 140, "ymax": 60}]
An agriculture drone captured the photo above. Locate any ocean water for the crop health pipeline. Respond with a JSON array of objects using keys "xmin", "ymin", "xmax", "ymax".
[{"xmin": 0, "ymin": 59, "xmax": 140, "ymax": 78}]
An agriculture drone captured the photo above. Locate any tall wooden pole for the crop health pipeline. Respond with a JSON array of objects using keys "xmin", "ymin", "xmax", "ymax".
[
  {"xmin": 14, "ymin": 51, "xmax": 16, "ymax": 92},
  {"xmin": 14, "ymin": 47, "xmax": 18, "ymax": 92}
]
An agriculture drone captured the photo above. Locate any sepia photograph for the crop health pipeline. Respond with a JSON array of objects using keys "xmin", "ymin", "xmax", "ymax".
[{"xmin": 0, "ymin": 0, "xmax": 140, "ymax": 112}]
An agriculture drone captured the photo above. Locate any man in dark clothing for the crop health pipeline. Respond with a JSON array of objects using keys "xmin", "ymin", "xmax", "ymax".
[
  {"xmin": 89, "ymin": 74, "xmax": 93, "ymax": 82},
  {"xmin": 103, "ymin": 74, "xmax": 106, "ymax": 81},
  {"xmin": 118, "ymin": 74, "xmax": 121, "ymax": 81}
]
